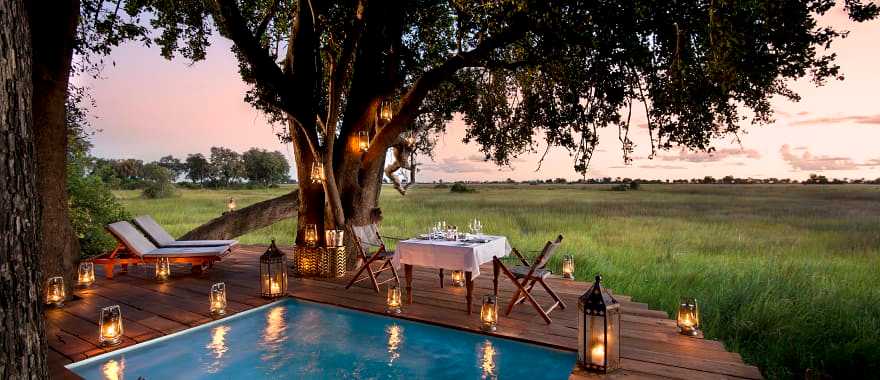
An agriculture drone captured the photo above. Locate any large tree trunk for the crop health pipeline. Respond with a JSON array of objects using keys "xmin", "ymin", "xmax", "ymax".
[
  {"xmin": 0, "ymin": 0, "xmax": 49, "ymax": 376},
  {"xmin": 28, "ymin": 0, "xmax": 81, "ymax": 298}
]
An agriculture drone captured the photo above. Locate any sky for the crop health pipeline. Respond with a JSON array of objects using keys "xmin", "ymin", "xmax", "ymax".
[{"xmin": 79, "ymin": 7, "xmax": 880, "ymax": 182}]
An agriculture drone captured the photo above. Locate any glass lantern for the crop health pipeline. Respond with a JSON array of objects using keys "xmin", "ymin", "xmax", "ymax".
[
  {"xmin": 155, "ymin": 256, "xmax": 171, "ymax": 282},
  {"xmin": 260, "ymin": 240, "xmax": 287, "ymax": 298},
  {"xmin": 77, "ymin": 261, "xmax": 95, "ymax": 287},
  {"xmin": 303, "ymin": 224, "xmax": 319, "ymax": 247},
  {"xmin": 227, "ymin": 197, "xmax": 236, "ymax": 212},
  {"xmin": 357, "ymin": 131, "xmax": 370, "ymax": 152},
  {"xmin": 98, "ymin": 305, "xmax": 124, "ymax": 346},
  {"xmin": 562, "ymin": 255, "xmax": 575, "ymax": 280},
  {"xmin": 310, "ymin": 162, "xmax": 325, "ymax": 184},
  {"xmin": 450, "ymin": 270, "xmax": 465, "ymax": 287},
  {"xmin": 577, "ymin": 275, "xmax": 620, "ymax": 373},
  {"xmin": 379, "ymin": 99, "xmax": 394, "ymax": 123},
  {"xmin": 386, "ymin": 284, "xmax": 402, "ymax": 314},
  {"xmin": 325, "ymin": 229, "xmax": 345, "ymax": 247},
  {"xmin": 676, "ymin": 297, "xmax": 700, "ymax": 336},
  {"xmin": 45, "ymin": 276, "xmax": 65, "ymax": 307},
  {"xmin": 210, "ymin": 282, "xmax": 227, "ymax": 316},
  {"xmin": 480, "ymin": 295, "xmax": 498, "ymax": 332}
]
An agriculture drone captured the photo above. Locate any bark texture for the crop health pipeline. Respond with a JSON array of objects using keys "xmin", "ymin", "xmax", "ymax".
[
  {"xmin": 180, "ymin": 191, "xmax": 299, "ymax": 240},
  {"xmin": 28, "ymin": 0, "xmax": 81, "ymax": 297},
  {"xmin": 0, "ymin": 0, "xmax": 49, "ymax": 376}
]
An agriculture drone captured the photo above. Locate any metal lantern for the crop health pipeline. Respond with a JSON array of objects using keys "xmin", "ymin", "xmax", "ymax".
[
  {"xmin": 562, "ymin": 255, "xmax": 575, "ymax": 280},
  {"xmin": 260, "ymin": 240, "xmax": 287, "ymax": 298},
  {"xmin": 227, "ymin": 197, "xmax": 236, "ymax": 213},
  {"xmin": 304, "ymin": 224, "xmax": 319, "ymax": 247},
  {"xmin": 325, "ymin": 229, "xmax": 345, "ymax": 247},
  {"xmin": 99, "ymin": 305, "xmax": 123, "ymax": 346},
  {"xmin": 77, "ymin": 261, "xmax": 95, "ymax": 287},
  {"xmin": 405, "ymin": 131, "xmax": 417, "ymax": 146},
  {"xmin": 310, "ymin": 162, "xmax": 325, "ymax": 184},
  {"xmin": 577, "ymin": 275, "xmax": 620, "ymax": 373},
  {"xmin": 45, "ymin": 276, "xmax": 65, "ymax": 307},
  {"xmin": 480, "ymin": 295, "xmax": 498, "ymax": 332},
  {"xmin": 357, "ymin": 131, "xmax": 370, "ymax": 152},
  {"xmin": 386, "ymin": 284, "xmax": 402, "ymax": 314},
  {"xmin": 676, "ymin": 297, "xmax": 700, "ymax": 336},
  {"xmin": 451, "ymin": 270, "xmax": 465, "ymax": 287},
  {"xmin": 379, "ymin": 99, "xmax": 394, "ymax": 123},
  {"xmin": 210, "ymin": 282, "xmax": 227, "ymax": 316},
  {"xmin": 155, "ymin": 256, "xmax": 171, "ymax": 282}
]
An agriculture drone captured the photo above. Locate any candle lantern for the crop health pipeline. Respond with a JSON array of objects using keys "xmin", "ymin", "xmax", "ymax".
[
  {"xmin": 577, "ymin": 275, "xmax": 620, "ymax": 373},
  {"xmin": 676, "ymin": 297, "xmax": 700, "ymax": 336},
  {"xmin": 379, "ymin": 99, "xmax": 394, "ymax": 123},
  {"xmin": 210, "ymin": 282, "xmax": 227, "ymax": 316},
  {"xmin": 480, "ymin": 295, "xmax": 498, "ymax": 332},
  {"xmin": 303, "ymin": 224, "xmax": 319, "ymax": 247},
  {"xmin": 405, "ymin": 131, "xmax": 417, "ymax": 146},
  {"xmin": 227, "ymin": 197, "xmax": 236, "ymax": 212},
  {"xmin": 45, "ymin": 276, "xmax": 65, "ymax": 307},
  {"xmin": 77, "ymin": 261, "xmax": 95, "ymax": 287},
  {"xmin": 386, "ymin": 284, "xmax": 402, "ymax": 314},
  {"xmin": 325, "ymin": 229, "xmax": 345, "ymax": 247},
  {"xmin": 260, "ymin": 240, "xmax": 287, "ymax": 298},
  {"xmin": 98, "ymin": 305, "xmax": 124, "ymax": 346},
  {"xmin": 450, "ymin": 270, "xmax": 465, "ymax": 287},
  {"xmin": 155, "ymin": 257, "xmax": 171, "ymax": 282},
  {"xmin": 562, "ymin": 255, "xmax": 575, "ymax": 280},
  {"xmin": 357, "ymin": 131, "xmax": 370, "ymax": 152},
  {"xmin": 310, "ymin": 162, "xmax": 325, "ymax": 184}
]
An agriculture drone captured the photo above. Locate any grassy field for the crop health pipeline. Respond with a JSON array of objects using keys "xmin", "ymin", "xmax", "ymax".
[{"xmin": 114, "ymin": 184, "xmax": 880, "ymax": 379}]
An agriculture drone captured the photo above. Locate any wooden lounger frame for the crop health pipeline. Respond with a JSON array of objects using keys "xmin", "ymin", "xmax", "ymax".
[{"xmin": 92, "ymin": 242, "xmax": 223, "ymax": 279}]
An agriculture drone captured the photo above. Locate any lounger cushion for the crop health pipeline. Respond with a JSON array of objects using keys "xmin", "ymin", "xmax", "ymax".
[
  {"xmin": 510, "ymin": 265, "xmax": 552, "ymax": 279},
  {"xmin": 143, "ymin": 246, "xmax": 232, "ymax": 258},
  {"xmin": 107, "ymin": 221, "xmax": 232, "ymax": 258},
  {"xmin": 133, "ymin": 215, "xmax": 237, "ymax": 247}
]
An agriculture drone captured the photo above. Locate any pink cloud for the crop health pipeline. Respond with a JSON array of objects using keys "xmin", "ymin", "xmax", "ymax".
[
  {"xmin": 657, "ymin": 148, "xmax": 762, "ymax": 163},
  {"xmin": 789, "ymin": 114, "xmax": 880, "ymax": 126},
  {"xmin": 779, "ymin": 145, "xmax": 859, "ymax": 171}
]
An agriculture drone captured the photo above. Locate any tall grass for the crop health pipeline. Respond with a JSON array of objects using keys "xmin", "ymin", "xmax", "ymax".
[{"xmin": 116, "ymin": 184, "xmax": 880, "ymax": 379}]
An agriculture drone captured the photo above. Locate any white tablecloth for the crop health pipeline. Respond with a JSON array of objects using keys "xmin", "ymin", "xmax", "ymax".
[{"xmin": 393, "ymin": 235, "xmax": 511, "ymax": 278}]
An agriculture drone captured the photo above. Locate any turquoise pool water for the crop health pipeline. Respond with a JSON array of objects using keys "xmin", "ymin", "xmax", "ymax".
[{"xmin": 68, "ymin": 298, "xmax": 575, "ymax": 379}]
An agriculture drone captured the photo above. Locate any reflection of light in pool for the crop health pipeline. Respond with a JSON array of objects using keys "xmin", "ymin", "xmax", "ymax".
[
  {"xmin": 101, "ymin": 359, "xmax": 124, "ymax": 380},
  {"xmin": 260, "ymin": 306, "xmax": 287, "ymax": 366},
  {"xmin": 480, "ymin": 340, "xmax": 497, "ymax": 379},
  {"xmin": 205, "ymin": 325, "xmax": 230, "ymax": 373},
  {"xmin": 386, "ymin": 324, "xmax": 403, "ymax": 365}
]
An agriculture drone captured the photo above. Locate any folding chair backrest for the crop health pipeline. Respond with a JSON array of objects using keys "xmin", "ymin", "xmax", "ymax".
[
  {"xmin": 107, "ymin": 221, "xmax": 158, "ymax": 256},
  {"xmin": 351, "ymin": 224, "xmax": 382, "ymax": 253},
  {"xmin": 533, "ymin": 234, "xmax": 564, "ymax": 270},
  {"xmin": 133, "ymin": 215, "xmax": 176, "ymax": 246}
]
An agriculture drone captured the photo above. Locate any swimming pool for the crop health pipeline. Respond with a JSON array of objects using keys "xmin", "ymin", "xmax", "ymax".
[{"xmin": 68, "ymin": 298, "xmax": 575, "ymax": 379}]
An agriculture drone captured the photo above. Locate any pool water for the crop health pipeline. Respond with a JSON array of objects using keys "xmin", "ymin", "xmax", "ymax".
[{"xmin": 68, "ymin": 298, "xmax": 575, "ymax": 379}]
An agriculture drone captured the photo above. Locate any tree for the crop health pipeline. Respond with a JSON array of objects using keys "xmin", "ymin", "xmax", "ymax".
[
  {"xmin": 157, "ymin": 155, "xmax": 186, "ymax": 180},
  {"xmin": 1, "ymin": 0, "xmax": 49, "ymax": 375},
  {"xmin": 185, "ymin": 153, "xmax": 212, "ymax": 184},
  {"xmin": 242, "ymin": 148, "xmax": 291, "ymax": 187},
  {"xmin": 209, "ymin": 146, "xmax": 245, "ymax": 187},
  {"xmin": 142, "ymin": 162, "xmax": 177, "ymax": 198}
]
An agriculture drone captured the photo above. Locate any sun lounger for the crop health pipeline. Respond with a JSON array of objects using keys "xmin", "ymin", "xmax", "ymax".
[{"xmin": 132, "ymin": 215, "xmax": 238, "ymax": 248}]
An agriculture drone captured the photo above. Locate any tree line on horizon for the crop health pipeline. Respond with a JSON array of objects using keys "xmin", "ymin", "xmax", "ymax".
[{"xmin": 437, "ymin": 174, "xmax": 880, "ymax": 185}]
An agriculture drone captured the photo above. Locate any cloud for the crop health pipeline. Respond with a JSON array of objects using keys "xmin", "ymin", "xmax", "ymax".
[
  {"xmin": 657, "ymin": 148, "xmax": 762, "ymax": 163},
  {"xmin": 789, "ymin": 114, "xmax": 880, "ymax": 126},
  {"xmin": 638, "ymin": 164, "xmax": 687, "ymax": 170},
  {"xmin": 795, "ymin": 111, "xmax": 810, "ymax": 116},
  {"xmin": 779, "ymin": 145, "xmax": 859, "ymax": 171},
  {"xmin": 421, "ymin": 157, "xmax": 495, "ymax": 174}
]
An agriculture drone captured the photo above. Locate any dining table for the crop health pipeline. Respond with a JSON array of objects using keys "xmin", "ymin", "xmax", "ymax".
[{"xmin": 393, "ymin": 234, "xmax": 512, "ymax": 313}]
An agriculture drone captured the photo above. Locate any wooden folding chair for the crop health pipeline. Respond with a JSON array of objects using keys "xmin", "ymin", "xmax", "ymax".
[
  {"xmin": 344, "ymin": 224, "xmax": 401, "ymax": 294},
  {"xmin": 494, "ymin": 234, "xmax": 565, "ymax": 324}
]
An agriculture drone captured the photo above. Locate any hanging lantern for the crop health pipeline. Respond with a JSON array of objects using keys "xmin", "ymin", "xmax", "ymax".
[
  {"xmin": 98, "ymin": 305, "xmax": 124, "ymax": 347},
  {"xmin": 325, "ymin": 229, "xmax": 345, "ymax": 247},
  {"xmin": 386, "ymin": 284, "xmax": 402, "ymax": 314},
  {"xmin": 210, "ymin": 282, "xmax": 227, "ymax": 316},
  {"xmin": 676, "ymin": 297, "xmax": 700, "ymax": 336},
  {"xmin": 561, "ymin": 255, "xmax": 575, "ymax": 280},
  {"xmin": 77, "ymin": 261, "xmax": 96, "ymax": 287},
  {"xmin": 155, "ymin": 257, "xmax": 171, "ymax": 282},
  {"xmin": 303, "ymin": 224, "xmax": 319, "ymax": 247},
  {"xmin": 260, "ymin": 240, "xmax": 287, "ymax": 298},
  {"xmin": 405, "ymin": 131, "xmax": 417, "ymax": 146},
  {"xmin": 45, "ymin": 276, "xmax": 65, "ymax": 307},
  {"xmin": 357, "ymin": 131, "xmax": 370, "ymax": 152},
  {"xmin": 480, "ymin": 295, "xmax": 498, "ymax": 332},
  {"xmin": 379, "ymin": 99, "xmax": 394, "ymax": 123},
  {"xmin": 450, "ymin": 270, "xmax": 465, "ymax": 287},
  {"xmin": 577, "ymin": 275, "xmax": 620, "ymax": 373},
  {"xmin": 227, "ymin": 197, "xmax": 237, "ymax": 212},
  {"xmin": 310, "ymin": 162, "xmax": 325, "ymax": 184}
]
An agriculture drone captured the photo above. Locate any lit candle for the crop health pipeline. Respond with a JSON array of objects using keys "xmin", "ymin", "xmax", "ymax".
[
  {"xmin": 210, "ymin": 282, "xmax": 227, "ymax": 316},
  {"xmin": 270, "ymin": 280, "xmax": 281, "ymax": 295},
  {"xmin": 591, "ymin": 343, "xmax": 605, "ymax": 365},
  {"xmin": 77, "ymin": 262, "xmax": 95, "ymax": 287},
  {"xmin": 451, "ymin": 270, "xmax": 465, "ymax": 287},
  {"xmin": 99, "ymin": 305, "xmax": 123, "ymax": 346},
  {"xmin": 227, "ymin": 197, "xmax": 236, "ymax": 212},
  {"xmin": 46, "ymin": 276, "xmax": 65, "ymax": 307},
  {"xmin": 386, "ymin": 285, "xmax": 402, "ymax": 314},
  {"xmin": 480, "ymin": 295, "xmax": 498, "ymax": 332},
  {"xmin": 155, "ymin": 257, "xmax": 171, "ymax": 282},
  {"xmin": 562, "ymin": 255, "xmax": 575, "ymax": 280}
]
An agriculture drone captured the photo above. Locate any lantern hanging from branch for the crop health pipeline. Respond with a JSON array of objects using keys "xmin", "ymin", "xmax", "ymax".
[
  {"xmin": 155, "ymin": 257, "xmax": 171, "ymax": 282},
  {"xmin": 379, "ymin": 99, "xmax": 394, "ymax": 123},
  {"xmin": 99, "ymin": 305, "xmax": 124, "ymax": 346},
  {"xmin": 303, "ymin": 224, "xmax": 319, "ymax": 247},
  {"xmin": 562, "ymin": 255, "xmax": 575, "ymax": 280},
  {"xmin": 405, "ymin": 131, "xmax": 417, "ymax": 146},
  {"xmin": 260, "ymin": 240, "xmax": 287, "ymax": 298},
  {"xmin": 210, "ymin": 282, "xmax": 227, "ymax": 316},
  {"xmin": 45, "ymin": 276, "xmax": 65, "ymax": 307},
  {"xmin": 357, "ymin": 131, "xmax": 370, "ymax": 152},
  {"xmin": 676, "ymin": 297, "xmax": 700, "ymax": 336},
  {"xmin": 480, "ymin": 295, "xmax": 498, "ymax": 332},
  {"xmin": 77, "ymin": 261, "xmax": 95, "ymax": 287},
  {"xmin": 577, "ymin": 275, "xmax": 620, "ymax": 373},
  {"xmin": 386, "ymin": 284, "xmax": 402, "ymax": 314},
  {"xmin": 310, "ymin": 162, "xmax": 325, "ymax": 184}
]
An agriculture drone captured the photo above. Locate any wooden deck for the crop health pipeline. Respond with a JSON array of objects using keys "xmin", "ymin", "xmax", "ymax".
[{"xmin": 47, "ymin": 245, "xmax": 762, "ymax": 379}]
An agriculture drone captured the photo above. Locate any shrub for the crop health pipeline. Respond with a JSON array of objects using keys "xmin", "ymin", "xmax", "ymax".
[
  {"xmin": 68, "ymin": 168, "xmax": 131, "ymax": 258},
  {"xmin": 610, "ymin": 183, "xmax": 630, "ymax": 191},
  {"xmin": 629, "ymin": 181, "xmax": 641, "ymax": 190},
  {"xmin": 450, "ymin": 182, "xmax": 476, "ymax": 193},
  {"xmin": 142, "ymin": 180, "xmax": 177, "ymax": 198}
]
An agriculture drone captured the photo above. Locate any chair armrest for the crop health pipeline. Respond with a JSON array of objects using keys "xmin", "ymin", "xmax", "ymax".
[{"xmin": 510, "ymin": 248, "xmax": 532, "ymax": 267}]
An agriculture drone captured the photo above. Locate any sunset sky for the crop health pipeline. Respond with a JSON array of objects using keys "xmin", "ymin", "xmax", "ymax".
[{"xmin": 78, "ymin": 8, "xmax": 880, "ymax": 182}]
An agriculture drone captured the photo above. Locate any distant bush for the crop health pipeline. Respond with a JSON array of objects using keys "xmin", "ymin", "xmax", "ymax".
[
  {"xmin": 141, "ymin": 163, "xmax": 177, "ymax": 198},
  {"xmin": 450, "ymin": 182, "xmax": 476, "ymax": 193},
  {"xmin": 434, "ymin": 183, "xmax": 449, "ymax": 189},
  {"xmin": 610, "ymin": 183, "xmax": 630, "ymax": 191},
  {"xmin": 630, "ymin": 181, "xmax": 641, "ymax": 190}
]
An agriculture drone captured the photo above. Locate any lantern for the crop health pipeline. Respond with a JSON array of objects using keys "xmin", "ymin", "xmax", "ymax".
[
  {"xmin": 77, "ymin": 261, "xmax": 95, "ymax": 287},
  {"xmin": 310, "ymin": 162, "xmax": 325, "ymax": 184},
  {"xmin": 303, "ymin": 224, "xmax": 319, "ymax": 247},
  {"xmin": 260, "ymin": 240, "xmax": 287, "ymax": 298},
  {"xmin": 562, "ymin": 255, "xmax": 575, "ymax": 280},
  {"xmin": 227, "ymin": 197, "xmax": 236, "ymax": 212},
  {"xmin": 357, "ymin": 131, "xmax": 370, "ymax": 152},
  {"xmin": 405, "ymin": 131, "xmax": 417, "ymax": 146},
  {"xmin": 98, "ymin": 305, "xmax": 124, "ymax": 346},
  {"xmin": 210, "ymin": 282, "xmax": 227, "ymax": 316},
  {"xmin": 386, "ymin": 284, "xmax": 402, "ymax": 314},
  {"xmin": 577, "ymin": 275, "xmax": 620, "ymax": 373},
  {"xmin": 155, "ymin": 257, "xmax": 171, "ymax": 282},
  {"xmin": 45, "ymin": 276, "xmax": 65, "ymax": 307},
  {"xmin": 325, "ymin": 229, "xmax": 345, "ymax": 247},
  {"xmin": 676, "ymin": 297, "xmax": 700, "ymax": 336},
  {"xmin": 379, "ymin": 99, "xmax": 394, "ymax": 123},
  {"xmin": 480, "ymin": 295, "xmax": 498, "ymax": 332},
  {"xmin": 450, "ymin": 270, "xmax": 465, "ymax": 287}
]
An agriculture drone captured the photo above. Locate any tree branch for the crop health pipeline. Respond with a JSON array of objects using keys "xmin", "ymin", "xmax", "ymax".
[{"xmin": 254, "ymin": 0, "xmax": 280, "ymax": 39}]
